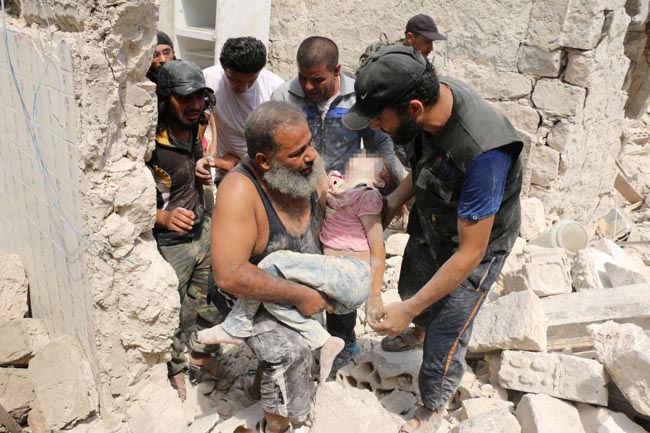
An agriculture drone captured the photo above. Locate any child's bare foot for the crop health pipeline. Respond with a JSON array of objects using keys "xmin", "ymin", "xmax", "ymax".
[
  {"xmin": 319, "ymin": 336, "xmax": 345, "ymax": 383},
  {"xmin": 197, "ymin": 325, "xmax": 244, "ymax": 345}
]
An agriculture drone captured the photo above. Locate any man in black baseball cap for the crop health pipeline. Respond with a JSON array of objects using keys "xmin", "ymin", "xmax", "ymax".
[
  {"xmin": 147, "ymin": 31, "xmax": 176, "ymax": 83},
  {"xmin": 404, "ymin": 14, "xmax": 446, "ymax": 58},
  {"xmin": 345, "ymin": 45, "xmax": 523, "ymax": 433},
  {"xmin": 148, "ymin": 59, "xmax": 223, "ymax": 400}
]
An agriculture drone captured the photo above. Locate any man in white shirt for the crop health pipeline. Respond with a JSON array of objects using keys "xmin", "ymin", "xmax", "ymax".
[{"xmin": 203, "ymin": 37, "xmax": 284, "ymax": 183}]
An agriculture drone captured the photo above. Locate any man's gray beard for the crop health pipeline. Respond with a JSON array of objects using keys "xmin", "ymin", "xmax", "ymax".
[{"xmin": 263, "ymin": 161, "xmax": 319, "ymax": 199}]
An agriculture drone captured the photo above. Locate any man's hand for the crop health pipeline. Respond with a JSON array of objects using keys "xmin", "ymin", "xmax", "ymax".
[
  {"xmin": 195, "ymin": 157, "xmax": 213, "ymax": 185},
  {"xmin": 365, "ymin": 293, "xmax": 385, "ymax": 326},
  {"xmin": 216, "ymin": 154, "xmax": 240, "ymax": 171},
  {"xmin": 163, "ymin": 208, "xmax": 195, "ymax": 234},
  {"xmin": 381, "ymin": 195, "xmax": 403, "ymax": 228},
  {"xmin": 368, "ymin": 301, "xmax": 414, "ymax": 335},
  {"xmin": 295, "ymin": 288, "xmax": 334, "ymax": 316}
]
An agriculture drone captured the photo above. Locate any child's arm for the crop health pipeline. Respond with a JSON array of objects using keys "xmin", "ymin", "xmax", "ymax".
[{"xmin": 360, "ymin": 212, "xmax": 386, "ymax": 324}]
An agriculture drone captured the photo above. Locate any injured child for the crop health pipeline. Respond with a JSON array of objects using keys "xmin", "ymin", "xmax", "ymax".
[{"xmin": 197, "ymin": 168, "xmax": 386, "ymax": 382}]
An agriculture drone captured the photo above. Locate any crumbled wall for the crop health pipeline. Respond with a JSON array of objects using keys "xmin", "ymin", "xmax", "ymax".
[
  {"xmin": 269, "ymin": 0, "xmax": 635, "ymax": 229},
  {"xmin": 0, "ymin": 1, "xmax": 185, "ymax": 432}
]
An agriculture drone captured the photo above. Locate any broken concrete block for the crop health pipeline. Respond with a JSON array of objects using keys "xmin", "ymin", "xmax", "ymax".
[
  {"xmin": 542, "ymin": 283, "xmax": 650, "ymax": 351},
  {"xmin": 451, "ymin": 409, "xmax": 521, "ymax": 433},
  {"xmin": 385, "ymin": 233, "xmax": 409, "ymax": 256},
  {"xmin": 310, "ymin": 382, "xmax": 402, "ymax": 433},
  {"xmin": 576, "ymin": 403, "xmax": 648, "ymax": 433},
  {"xmin": 604, "ymin": 260, "xmax": 650, "ymax": 286},
  {"xmin": 498, "ymin": 351, "xmax": 608, "ymax": 405},
  {"xmin": 502, "ymin": 246, "xmax": 572, "ymax": 297},
  {"xmin": 460, "ymin": 398, "xmax": 514, "ymax": 420},
  {"xmin": 571, "ymin": 247, "xmax": 613, "ymax": 291},
  {"xmin": 0, "ymin": 253, "xmax": 29, "ymax": 322},
  {"xmin": 29, "ymin": 335, "xmax": 98, "ymax": 431},
  {"xmin": 380, "ymin": 389, "xmax": 417, "ymax": 415},
  {"xmin": 519, "ymin": 197, "xmax": 546, "ymax": 241},
  {"xmin": 0, "ymin": 367, "xmax": 34, "ymax": 415},
  {"xmin": 516, "ymin": 393, "xmax": 586, "ymax": 433},
  {"xmin": 0, "ymin": 319, "xmax": 49, "ymax": 366},
  {"xmin": 588, "ymin": 321, "xmax": 650, "ymax": 416},
  {"xmin": 469, "ymin": 290, "xmax": 547, "ymax": 352}
]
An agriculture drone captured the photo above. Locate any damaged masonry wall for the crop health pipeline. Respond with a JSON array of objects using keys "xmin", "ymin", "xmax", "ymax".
[
  {"xmin": 269, "ymin": 0, "xmax": 642, "ymax": 229},
  {"xmin": 0, "ymin": 1, "xmax": 185, "ymax": 432}
]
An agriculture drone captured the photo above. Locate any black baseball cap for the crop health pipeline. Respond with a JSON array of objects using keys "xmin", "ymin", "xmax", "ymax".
[
  {"xmin": 157, "ymin": 60, "xmax": 213, "ymax": 97},
  {"xmin": 343, "ymin": 46, "xmax": 426, "ymax": 131},
  {"xmin": 405, "ymin": 14, "xmax": 447, "ymax": 41}
]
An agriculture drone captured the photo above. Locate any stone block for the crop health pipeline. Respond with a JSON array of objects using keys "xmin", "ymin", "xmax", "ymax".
[
  {"xmin": 526, "ymin": 0, "xmax": 571, "ymax": 50},
  {"xmin": 451, "ymin": 409, "xmax": 521, "ymax": 433},
  {"xmin": 546, "ymin": 120, "xmax": 584, "ymax": 154},
  {"xmin": 0, "ymin": 319, "xmax": 50, "ymax": 366},
  {"xmin": 515, "ymin": 393, "xmax": 586, "ymax": 433},
  {"xmin": 460, "ymin": 398, "xmax": 514, "ymax": 420},
  {"xmin": 532, "ymin": 79, "xmax": 586, "ymax": 117},
  {"xmin": 0, "ymin": 253, "xmax": 29, "ymax": 322},
  {"xmin": 29, "ymin": 335, "xmax": 98, "ymax": 431},
  {"xmin": 564, "ymin": 51, "xmax": 594, "ymax": 87},
  {"xmin": 310, "ymin": 382, "xmax": 402, "ymax": 433},
  {"xmin": 498, "ymin": 351, "xmax": 608, "ymax": 405},
  {"xmin": 529, "ymin": 145, "xmax": 560, "ymax": 187},
  {"xmin": 571, "ymin": 247, "xmax": 613, "ymax": 291},
  {"xmin": 446, "ymin": 63, "xmax": 533, "ymax": 100},
  {"xmin": 380, "ymin": 389, "xmax": 417, "ymax": 415},
  {"xmin": 542, "ymin": 284, "xmax": 650, "ymax": 351},
  {"xmin": 517, "ymin": 46, "xmax": 563, "ymax": 77},
  {"xmin": 588, "ymin": 321, "xmax": 650, "ymax": 416},
  {"xmin": 519, "ymin": 197, "xmax": 546, "ymax": 241},
  {"xmin": 0, "ymin": 367, "xmax": 34, "ymax": 414},
  {"xmin": 576, "ymin": 403, "xmax": 648, "ymax": 433},
  {"xmin": 503, "ymin": 246, "xmax": 572, "ymax": 297},
  {"xmin": 385, "ymin": 233, "xmax": 409, "ymax": 256},
  {"xmin": 469, "ymin": 290, "xmax": 547, "ymax": 352},
  {"xmin": 491, "ymin": 101, "xmax": 540, "ymax": 134},
  {"xmin": 562, "ymin": 6, "xmax": 604, "ymax": 50}
]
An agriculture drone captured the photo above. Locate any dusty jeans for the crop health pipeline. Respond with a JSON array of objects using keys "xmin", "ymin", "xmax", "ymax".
[
  {"xmin": 398, "ymin": 236, "xmax": 508, "ymax": 411},
  {"xmin": 222, "ymin": 250, "xmax": 370, "ymax": 349},
  {"xmin": 158, "ymin": 217, "xmax": 224, "ymax": 376}
]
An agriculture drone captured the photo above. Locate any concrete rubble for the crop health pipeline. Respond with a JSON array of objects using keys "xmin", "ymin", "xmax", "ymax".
[
  {"xmin": 588, "ymin": 321, "xmax": 650, "ymax": 416},
  {"xmin": 516, "ymin": 393, "xmax": 587, "ymax": 433},
  {"xmin": 0, "ymin": 253, "xmax": 29, "ymax": 322},
  {"xmin": 0, "ymin": 319, "xmax": 50, "ymax": 367}
]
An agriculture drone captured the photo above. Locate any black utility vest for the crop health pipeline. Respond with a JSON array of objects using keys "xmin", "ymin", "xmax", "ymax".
[{"xmin": 410, "ymin": 77, "xmax": 523, "ymax": 264}]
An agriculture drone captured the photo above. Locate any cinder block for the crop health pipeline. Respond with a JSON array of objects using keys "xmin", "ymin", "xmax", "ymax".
[
  {"xmin": 0, "ymin": 319, "xmax": 50, "ymax": 366},
  {"xmin": 516, "ymin": 393, "xmax": 586, "ymax": 433},
  {"xmin": 469, "ymin": 290, "xmax": 547, "ymax": 352},
  {"xmin": 451, "ymin": 409, "xmax": 521, "ymax": 433},
  {"xmin": 588, "ymin": 321, "xmax": 650, "ymax": 416},
  {"xmin": 498, "ymin": 350, "xmax": 608, "ymax": 405}
]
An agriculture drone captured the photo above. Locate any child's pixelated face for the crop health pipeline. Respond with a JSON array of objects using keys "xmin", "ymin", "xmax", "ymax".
[{"xmin": 344, "ymin": 152, "xmax": 385, "ymax": 188}]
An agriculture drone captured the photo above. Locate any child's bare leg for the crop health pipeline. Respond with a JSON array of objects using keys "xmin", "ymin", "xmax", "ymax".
[
  {"xmin": 197, "ymin": 324, "xmax": 245, "ymax": 345},
  {"xmin": 319, "ymin": 336, "xmax": 345, "ymax": 383}
]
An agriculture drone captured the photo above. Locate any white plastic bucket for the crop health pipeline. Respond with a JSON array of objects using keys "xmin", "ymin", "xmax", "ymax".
[{"xmin": 529, "ymin": 220, "xmax": 589, "ymax": 257}]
